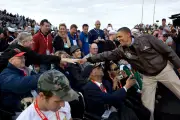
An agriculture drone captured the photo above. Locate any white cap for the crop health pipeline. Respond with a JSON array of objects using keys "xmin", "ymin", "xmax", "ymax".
[
  {"xmin": 109, "ymin": 30, "xmax": 117, "ymax": 35},
  {"xmin": 7, "ymin": 27, "xmax": 15, "ymax": 32},
  {"xmin": 107, "ymin": 27, "xmax": 113, "ymax": 31},
  {"xmin": 131, "ymin": 29, "xmax": 141, "ymax": 37}
]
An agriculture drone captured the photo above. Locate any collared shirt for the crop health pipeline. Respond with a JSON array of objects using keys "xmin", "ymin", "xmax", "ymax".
[
  {"xmin": 94, "ymin": 81, "xmax": 127, "ymax": 92},
  {"xmin": 94, "ymin": 81, "xmax": 102, "ymax": 88},
  {"xmin": 130, "ymin": 38, "xmax": 135, "ymax": 46}
]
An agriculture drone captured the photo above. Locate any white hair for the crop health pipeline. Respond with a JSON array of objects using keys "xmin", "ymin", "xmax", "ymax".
[
  {"xmin": 131, "ymin": 29, "xmax": 142, "ymax": 37},
  {"xmin": 17, "ymin": 32, "xmax": 32, "ymax": 44}
]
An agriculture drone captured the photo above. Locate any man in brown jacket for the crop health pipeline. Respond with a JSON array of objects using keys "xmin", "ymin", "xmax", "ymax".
[{"xmin": 80, "ymin": 27, "xmax": 180, "ymax": 120}]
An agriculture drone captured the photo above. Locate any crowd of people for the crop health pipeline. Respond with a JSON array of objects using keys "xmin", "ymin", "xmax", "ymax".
[{"xmin": 0, "ymin": 9, "xmax": 180, "ymax": 120}]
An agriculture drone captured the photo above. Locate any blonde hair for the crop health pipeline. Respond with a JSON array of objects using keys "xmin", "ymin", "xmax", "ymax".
[{"xmin": 55, "ymin": 51, "xmax": 70, "ymax": 58}]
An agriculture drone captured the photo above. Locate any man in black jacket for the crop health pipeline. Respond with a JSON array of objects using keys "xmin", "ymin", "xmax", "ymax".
[
  {"xmin": 103, "ymin": 30, "xmax": 119, "ymax": 51},
  {"xmin": 80, "ymin": 27, "xmax": 180, "ymax": 120},
  {"xmin": 0, "ymin": 32, "xmax": 78, "ymax": 72}
]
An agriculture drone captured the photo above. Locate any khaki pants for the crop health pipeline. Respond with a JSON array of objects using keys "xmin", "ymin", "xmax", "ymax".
[{"xmin": 141, "ymin": 63, "xmax": 180, "ymax": 120}]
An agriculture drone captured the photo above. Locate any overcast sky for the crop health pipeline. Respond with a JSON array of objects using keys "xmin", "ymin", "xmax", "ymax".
[{"xmin": 0, "ymin": 0, "xmax": 180, "ymax": 30}]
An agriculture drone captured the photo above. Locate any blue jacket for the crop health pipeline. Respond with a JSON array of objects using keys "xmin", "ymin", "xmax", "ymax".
[
  {"xmin": 68, "ymin": 32, "xmax": 78, "ymax": 46},
  {"xmin": 0, "ymin": 63, "xmax": 40, "ymax": 112},
  {"xmin": 80, "ymin": 32, "xmax": 89, "ymax": 55},
  {"xmin": 88, "ymin": 28, "xmax": 105, "ymax": 53},
  {"xmin": 83, "ymin": 80, "xmax": 126, "ymax": 116}
]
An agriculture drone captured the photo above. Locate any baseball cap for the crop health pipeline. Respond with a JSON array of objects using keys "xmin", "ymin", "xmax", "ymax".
[
  {"xmin": 7, "ymin": 48, "xmax": 26, "ymax": 60},
  {"xmin": 37, "ymin": 70, "xmax": 79, "ymax": 102},
  {"xmin": 109, "ymin": 30, "xmax": 117, "ymax": 35},
  {"xmin": 7, "ymin": 27, "xmax": 15, "ymax": 33},
  {"xmin": 82, "ymin": 63, "xmax": 103, "ymax": 78}
]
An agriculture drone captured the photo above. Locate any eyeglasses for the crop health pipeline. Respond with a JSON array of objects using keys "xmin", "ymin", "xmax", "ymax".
[{"xmin": 92, "ymin": 48, "xmax": 98, "ymax": 50}]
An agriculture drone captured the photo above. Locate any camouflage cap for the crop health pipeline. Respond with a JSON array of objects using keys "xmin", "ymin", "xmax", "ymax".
[{"xmin": 38, "ymin": 70, "xmax": 79, "ymax": 102}]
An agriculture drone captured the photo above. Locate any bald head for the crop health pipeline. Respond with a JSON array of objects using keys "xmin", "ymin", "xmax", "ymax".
[
  {"xmin": 95, "ymin": 20, "xmax": 101, "ymax": 29},
  {"xmin": 90, "ymin": 43, "xmax": 98, "ymax": 55}
]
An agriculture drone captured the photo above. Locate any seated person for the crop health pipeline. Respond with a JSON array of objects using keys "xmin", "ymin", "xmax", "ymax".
[
  {"xmin": 54, "ymin": 51, "xmax": 73, "ymax": 86},
  {"xmin": 83, "ymin": 63, "xmax": 138, "ymax": 119},
  {"xmin": 83, "ymin": 43, "xmax": 98, "ymax": 68},
  {"xmin": 66, "ymin": 45, "xmax": 88, "ymax": 91},
  {"xmin": 54, "ymin": 50, "xmax": 84, "ymax": 118},
  {"xmin": 108, "ymin": 62, "xmax": 142, "ymax": 92},
  {"xmin": 104, "ymin": 61, "xmax": 128, "ymax": 91},
  {"xmin": 105, "ymin": 62, "xmax": 150, "ymax": 120},
  {"xmin": 17, "ymin": 70, "xmax": 78, "ymax": 120},
  {"xmin": 0, "ymin": 48, "xmax": 41, "ymax": 119}
]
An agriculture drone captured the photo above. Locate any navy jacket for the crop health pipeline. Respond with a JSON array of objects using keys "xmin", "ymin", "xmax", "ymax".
[
  {"xmin": 88, "ymin": 28, "xmax": 105, "ymax": 53},
  {"xmin": 66, "ymin": 63, "xmax": 88, "ymax": 91},
  {"xmin": 54, "ymin": 65, "xmax": 74, "ymax": 88},
  {"xmin": 83, "ymin": 80, "xmax": 126, "ymax": 116},
  {"xmin": 0, "ymin": 63, "xmax": 40, "ymax": 112}
]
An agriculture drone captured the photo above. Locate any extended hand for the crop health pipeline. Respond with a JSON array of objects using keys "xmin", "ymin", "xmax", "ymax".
[
  {"xmin": 78, "ymin": 58, "xmax": 87, "ymax": 64},
  {"xmin": 61, "ymin": 58, "xmax": 79, "ymax": 64}
]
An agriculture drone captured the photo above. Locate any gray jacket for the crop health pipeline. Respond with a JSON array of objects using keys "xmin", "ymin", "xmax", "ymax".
[{"xmin": 87, "ymin": 35, "xmax": 180, "ymax": 76}]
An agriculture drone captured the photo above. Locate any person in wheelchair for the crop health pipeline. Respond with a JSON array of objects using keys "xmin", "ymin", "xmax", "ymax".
[
  {"xmin": 104, "ymin": 61, "xmax": 150, "ymax": 120},
  {"xmin": 0, "ymin": 49, "xmax": 41, "ymax": 120},
  {"xmin": 104, "ymin": 62, "xmax": 141, "ymax": 98},
  {"xmin": 83, "ymin": 63, "xmax": 138, "ymax": 120}
]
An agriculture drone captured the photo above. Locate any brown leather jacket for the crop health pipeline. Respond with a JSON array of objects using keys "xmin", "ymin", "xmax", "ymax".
[{"xmin": 87, "ymin": 34, "xmax": 180, "ymax": 76}]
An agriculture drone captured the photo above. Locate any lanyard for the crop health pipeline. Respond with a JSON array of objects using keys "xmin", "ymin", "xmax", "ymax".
[
  {"xmin": 91, "ymin": 80, "xmax": 107, "ymax": 93},
  {"xmin": 40, "ymin": 32, "xmax": 49, "ymax": 50},
  {"xmin": 94, "ymin": 28, "xmax": 100, "ymax": 35},
  {"xmin": 34, "ymin": 99, "xmax": 60, "ymax": 120}
]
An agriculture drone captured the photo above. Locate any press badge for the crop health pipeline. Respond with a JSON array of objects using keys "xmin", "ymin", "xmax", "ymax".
[
  {"xmin": 102, "ymin": 110, "xmax": 112, "ymax": 119},
  {"xmin": 73, "ymin": 40, "xmax": 77, "ymax": 45},
  {"xmin": 85, "ymin": 38, "xmax": 88, "ymax": 42},
  {"xmin": 102, "ymin": 106, "xmax": 117, "ymax": 119},
  {"xmin": 46, "ymin": 49, "xmax": 50, "ymax": 55},
  {"xmin": 64, "ymin": 43, "xmax": 69, "ymax": 48}
]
